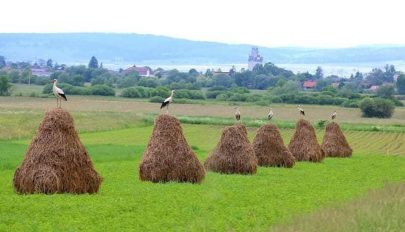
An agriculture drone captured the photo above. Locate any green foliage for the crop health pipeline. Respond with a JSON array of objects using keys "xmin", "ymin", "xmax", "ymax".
[
  {"xmin": 42, "ymin": 83, "xmax": 114, "ymax": 96},
  {"xmin": 138, "ymin": 77, "xmax": 159, "ymax": 88},
  {"xmin": 360, "ymin": 98, "xmax": 395, "ymax": 118},
  {"xmin": 376, "ymin": 85, "xmax": 395, "ymax": 98},
  {"xmin": 396, "ymin": 74, "xmax": 405, "ymax": 94},
  {"xmin": 90, "ymin": 85, "xmax": 115, "ymax": 96},
  {"xmin": 117, "ymin": 73, "xmax": 140, "ymax": 88},
  {"xmin": 341, "ymin": 99, "xmax": 360, "ymax": 108},
  {"xmin": 149, "ymin": 96, "xmax": 164, "ymax": 103},
  {"xmin": 121, "ymin": 86, "xmax": 170, "ymax": 99},
  {"xmin": 174, "ymin": 89, "xmax": 205, "ymax": 99},
  {"xmin": 0, "ymin": 56, "xmax": 5, "ymax": 69},
  {"xmin": 271, "ymin": 80, "xmax": 300, "ymax": 95},
  {"xmin": 88, "ymin": 56, "xmax": 99, "ymax": 69},
  {"xmin": 0, "ymin": 76, "xmax": 12, "ymax": 96}
]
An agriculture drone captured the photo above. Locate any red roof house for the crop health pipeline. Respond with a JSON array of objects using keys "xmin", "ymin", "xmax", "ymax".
[
  {"xmin": 303, "ymin": 80, "xmax": 317, "ymax": 89},
  {"xmin": 123, "ymin": 65, "xmax": 153, "ymax": 77}
]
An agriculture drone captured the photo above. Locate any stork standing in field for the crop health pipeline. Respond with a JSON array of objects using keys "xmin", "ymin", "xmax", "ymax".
[
  {"xmin": 160, "ymin": 90, "xmax": 175, "ymax": 113},
  {"xmin": 297, "ymin": 105, "xmax": 305, "ymax": 117},
  {"xmin": 331, "ymin": 111, "xmax": 337, "ymax": 121},
  {"xmin": 268, "ymin": 108, "xmax": 274, "ymax": 120},
  {"xmin": 235, "ymin": 107, "xmax": 241, "ymax": 121},
  {"xmin": 52, "ymin": 79, "xmax": 67, "ymax": 108}
]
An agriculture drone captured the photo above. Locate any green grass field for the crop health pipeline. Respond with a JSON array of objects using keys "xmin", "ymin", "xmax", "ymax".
[{"xmin": 0, "ymin": 95, "xmax": 405, "ymax": 231}]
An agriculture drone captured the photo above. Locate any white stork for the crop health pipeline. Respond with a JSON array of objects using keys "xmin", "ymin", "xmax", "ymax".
[
  {"xmin": 297, "ymin": 105, "xmax": 305, "ymax": 117},
  {"xmin": 52, "ymin": 79, "xmax": 67, "ymax": 108},
  {"xmin": 331, "ymin": 111, "xmax": 337, "ymax": 120},
  {"xmin": 160, "ymin": 90, "xmax": 175, "ymax": 113},
  {"xmin": 235, "ymin": 107, "xmax": 241, "ymax": 121},
  {"xmin": 268, "ymin": 108, "xmax": 274, "ymax": 120}
]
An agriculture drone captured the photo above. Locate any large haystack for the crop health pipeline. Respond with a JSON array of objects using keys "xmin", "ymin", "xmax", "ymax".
[
  {"xmin": 204, "ymin": 124, "xmax": 257, "ymax": 174},
  {"xmin": 288, "ymin": 119, "xmax": 325, "ymax": 162},
  {"xmin": 13, "ymin": 108, "xmax": 102, "ymax": 194},
  {"xmin": 253, "ymin": 124, "xmax": 295, "ymax": 168},
  {"xmin": 321, "ymin": 122, "xmax": 352, "ymax": 157},
  {"xmin": 139, "ymin": 114, "xmax": 205, "ymax": 183}
]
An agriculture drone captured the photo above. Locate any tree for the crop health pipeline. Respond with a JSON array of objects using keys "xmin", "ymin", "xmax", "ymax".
[
  {"xmin": 188, "ymin": 68, "xmax": 199, "ymax": 77},
  {"xmin": 366, "ymin": 68, "xmax": 385, "ymax": 85},
  {"xmin": 383, "ymin": 64, "xmax": 396, "ymax": 82},
  {"xmin": 396, "ymin": 74, "xmax": 405, "ymax": 94},
  {"xmin": 0, "ymin": 56, "xmax": 5, "ymax": 69},
  {"xmin": 376, "ymin": 85, "xmax": 395, "ymax": 98},
  {"xmin": 88, "ymin": 56, "xmax": 99, "ymax": 69},
  {"xmin": 315, "ymin": 66, "xmax": 324, "ymax": 79},
  {"xmin": 0, "ymin": 75, "xmax": 12, "ymax": 96},
  {"xmin": 46, "ymin": 59, "xmax": 53, "ymax": 68}
]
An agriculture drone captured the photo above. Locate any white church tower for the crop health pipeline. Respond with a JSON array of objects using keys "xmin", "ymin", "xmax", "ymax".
[{"xmin": 248, "ymin": 47, "xmax": 263, "ymax": 71}]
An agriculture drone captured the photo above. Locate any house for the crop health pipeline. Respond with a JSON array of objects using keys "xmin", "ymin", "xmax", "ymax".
[
  {"xmin": 31, "ymin": 67, "xmax": 51, "ymax": 77},
  {"xmin": 123, "ymin": 65, "xmax": 153, "ymax": 77},
  {"xmin": 368, "ymin": 85, "xmax": 379, "ymax": 92},
  {"xmin": 303, "ymin": 80, "xmax": 317, "ymax": 90}
]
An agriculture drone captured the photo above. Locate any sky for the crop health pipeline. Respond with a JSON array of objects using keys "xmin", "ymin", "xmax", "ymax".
[{"xmin": 1, "ymin": 0, "xmax": 405, "ymax": 48}]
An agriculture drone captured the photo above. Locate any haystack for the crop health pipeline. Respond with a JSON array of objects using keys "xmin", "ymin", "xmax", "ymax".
[
  {"xmin": 13, "ymin": 108, "xmax": 102, "ymax": 194},
  {"xmin": 139, "ymin": 114, "xmax": 205, "ymax": 183},
  {"xmin": 288, "ymin": 119, "xmax": 325, "ymax": 162},
  {"xmin": 321, "ymin": 122, "xmax": 352, "ymax": 157},
  {"xmin": 204, "ymin": 124, "xmax": 257, "ymax": 174},
  {"xmin": 252, "ymin": 124, "xmax": 295, "ymax": 168}
]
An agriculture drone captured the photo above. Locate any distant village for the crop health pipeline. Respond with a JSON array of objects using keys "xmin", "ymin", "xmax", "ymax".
[{"xmin": 0, "ymin": 47, "xmax": 403, "ymax": 94}]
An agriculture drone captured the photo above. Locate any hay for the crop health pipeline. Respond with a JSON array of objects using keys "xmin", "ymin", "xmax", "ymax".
[
  {"xmin": 253, "ymin": 124, "xmax": 295, "ymax": 168},
  {"xmin": 13, "ymin": 108, "xmax": 102, "ymax": 194},
  {"xmin": 288, "ymin": 119, "xmax": 325, "ymax": 162},
  {"xmin": 204, "ymin": 124, "xmax": 257, "ymax": 174},
  {"xmin": 321, "ymin": 122, "xmax": 352, "ymax": 157},
  {"xmin": 139, "ymin": 114, "xmax": 205, "ymax": 183}
]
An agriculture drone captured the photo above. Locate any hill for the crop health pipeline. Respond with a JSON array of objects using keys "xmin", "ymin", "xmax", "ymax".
[{"xmin": 1, "ymin": 33, "xmax": 405, "ymax": 66}]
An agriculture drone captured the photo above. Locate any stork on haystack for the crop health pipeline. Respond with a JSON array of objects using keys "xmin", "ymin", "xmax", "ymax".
[
  {"xmin": 331, "ymin": 111, "xmax": 337, "ymax": 120},
  {"xmin": 52, "ymin": 79, "xmax": 67, "ymax": 108},
  {"xmin": 234, "ymin": 107, "xmax": 241, "ymax": 121},
  {"xmin": 267, "ymin": 108, "xmax": 274, "ymax": 120},
  {"xmin": 160, "ymin": 90, "xmax": 175, "ymax": 113},
  {"xmin": 297, "ymin": 105, "xmax": 305, "ymax": 117}
]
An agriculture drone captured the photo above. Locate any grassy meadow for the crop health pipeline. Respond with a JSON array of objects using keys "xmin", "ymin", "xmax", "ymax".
[{"xmin": 0, "ymin": 94, "xmax": 405, "ymax": 231}]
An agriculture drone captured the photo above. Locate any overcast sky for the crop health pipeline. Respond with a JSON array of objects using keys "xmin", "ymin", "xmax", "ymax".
[{"xmin": 1, "ymin": 0, "xmax": 404, "ymax": 48}]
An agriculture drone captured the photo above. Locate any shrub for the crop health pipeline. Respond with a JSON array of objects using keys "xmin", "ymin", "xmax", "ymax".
[
  {"xmin": 121, "ymin": 87, "xmax": 142, "ymax": 98},
  {"xmin": 0, "ymin": 76, "xmax": 12, "ymax": 96},
  {"xmin": 90, "ymin": 85, "xmax": 115, "ymax": 96},
  {"xmin": 149, "ymin": 96, "xmax": 164, "ymax": 103},
  {"xmin": 359, "ymin": 98, "xmax": 395, "ymax": 118},
  {"xmin": 174, "ymin": 89, "xmax": 205, "ymax": 99},
  {"xmin": 342, "ymin": 99, "xmax": 360, "ymax": 108}
]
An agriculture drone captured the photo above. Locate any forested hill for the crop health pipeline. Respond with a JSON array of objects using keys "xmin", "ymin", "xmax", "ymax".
[{"xmin": 1, "ymin": 33, "xmax": 405, "ymax": 65}]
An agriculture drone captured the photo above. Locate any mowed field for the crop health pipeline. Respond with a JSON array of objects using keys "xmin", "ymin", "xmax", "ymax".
[{"xmin": 1, "ymin": 95, "xmax": 405, "ymax": 231}]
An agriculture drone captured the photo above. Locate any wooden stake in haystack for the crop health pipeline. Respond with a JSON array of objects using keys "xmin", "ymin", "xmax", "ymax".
[
  {"xmin": 321, "ymin": 122, "xmax": 352, "ymax": 157},
  {"xmin": 139, "ymin": 114, "xmax": 205, "ymax": 183},
  {"xmin": 204, "ymin": 124, "xmax": 257, "ymax": 174},
  {"xmin": 288, "ymin": 119, "xmax": 325, "ymax": 162},
  {"xmin": 13, "ymin": 108, "xmax": 102, "ymax": 194},
  {"xmin": 253, "ymin": 124, "xmax": 295, "ymax": 168}
]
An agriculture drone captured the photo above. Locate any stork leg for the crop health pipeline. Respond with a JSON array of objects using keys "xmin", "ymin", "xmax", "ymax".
[{"xmin": 166, "ymin": 104, "xmax": 169, "ymax": 114}]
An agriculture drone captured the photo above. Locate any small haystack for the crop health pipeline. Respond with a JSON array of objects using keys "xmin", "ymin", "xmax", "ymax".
[
  {"xmin": 204, "ymin": 124, "xmax": 257, "ymax": 174},
  {"xmin": 321, "ymin": 122, "xmax": 352, "ymax": 157},
  {"xmin": 139, "ymin": 114, "xmax": 205, "ymax": 183},
  {"xmin": 288, "ymin": 119, "xmax": 325, "ymax": 162},
  {"xmin": 253, "ymin": 124, "xmax": 295, "ymax": 168},
  {"xmin": 13, "ymin": 108, "xmax": 102, "ymax": 194}
]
